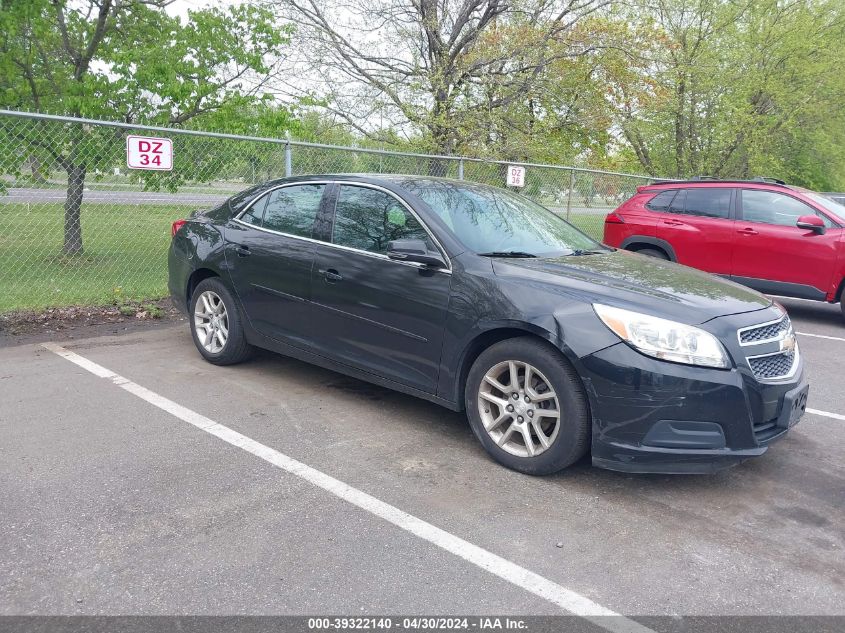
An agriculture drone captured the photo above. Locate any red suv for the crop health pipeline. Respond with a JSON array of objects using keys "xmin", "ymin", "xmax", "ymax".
[{"xmin": 603, "ymin": 179, "xmax": 845, "ymax": 320}]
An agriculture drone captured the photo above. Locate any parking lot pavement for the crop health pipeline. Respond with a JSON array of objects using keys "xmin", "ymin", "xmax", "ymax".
[
  {"xmin": 0, "ymin": 344, "xmax": 560, "ymax": 616},
  {"xmin": 1, "ymin": 300, "xmax": 844, "ymax": 618}
]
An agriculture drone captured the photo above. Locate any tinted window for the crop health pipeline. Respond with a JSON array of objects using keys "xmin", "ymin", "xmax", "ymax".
[
  {"xmin": 228, "ymin": 181, "xmax": 278, "ymax": 215},
  {"xmin": 394, "ymin": 179, "xmax": 601, "ymax": 256},
  {"xmin": 239, "ymin": 195, "xmax": 267, "ymax": 226},
  {"xmin": 646, "ymin": 190, "xmax": 677, "ymax": 211},
  {"xmin": 741, "ymin": 189, "xmax": 828, "ymax": 227},
  {"xmin": 261, "ymin": 184, "xmax": 325, "ymax": 237},
  {"xmin": 668, "ymin": 189, "xmax": 686, "ymax": 214},
  {"xmin": 681, "ymin": 188, "xmax": 732, "ymax": 218},
  {"xmin": 332, "ymin": 186, "xmax": 433, "ymax": 254}
]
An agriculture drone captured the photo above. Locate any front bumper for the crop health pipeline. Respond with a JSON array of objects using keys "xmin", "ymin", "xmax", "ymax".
[{"xmin": 581, "ymin": 340, "xmax": 807, "ymax": 474}]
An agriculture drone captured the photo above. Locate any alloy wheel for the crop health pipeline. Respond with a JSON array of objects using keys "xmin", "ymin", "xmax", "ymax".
[
  {"xmin": 478, "ymin": 360, "xmax": 561, "ymax": 458},
  {"xmin": 194, "ymin": 290, "xmax": 228, "ymax": 353}
]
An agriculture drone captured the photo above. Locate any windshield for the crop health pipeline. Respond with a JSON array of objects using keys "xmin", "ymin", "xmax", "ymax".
[
  {"xmin": 397, "ymin": 179, "xmax": 604, "ymax": 257},
  {"xmin": 807, "ymin": 192, "xmax": 845, "ymax": 224}
]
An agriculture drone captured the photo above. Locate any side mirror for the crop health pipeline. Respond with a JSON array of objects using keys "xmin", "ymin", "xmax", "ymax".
[
  {"xmin": 796, "ymin": 215, "xmax": 826, "ymax": 235},
  {"xmin": 387, "ymin": 239, "xmax": 447, "ymax": 269}
]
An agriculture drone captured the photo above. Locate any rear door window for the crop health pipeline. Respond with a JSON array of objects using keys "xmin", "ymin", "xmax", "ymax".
[
  {"xmin": 239, "ymin": 196, "xmax": 268, "ymax": 226},
  {"xmin": 261, "ymin": 184, "xmax": 326, "ymax": 238},
  {"xmin": 646, "ymin": 190, "xmax": 677, "ymax": 211},
  {"xmin": 681, "ymin": 188, "xmax": 732, "ymax": 219},
  {"xmin": 668, "ymin": 189, "xmax": 687, "ymax": 214}
]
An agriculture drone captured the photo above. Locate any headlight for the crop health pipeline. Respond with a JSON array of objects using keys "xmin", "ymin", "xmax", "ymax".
[{"xmin": 593, "ymin": 303, "xmax": 730, "ymax": 369}]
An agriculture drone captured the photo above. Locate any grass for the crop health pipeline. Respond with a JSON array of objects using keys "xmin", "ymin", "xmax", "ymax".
[
  {"xmin": 565, "ymin": 213, "xmax": 604, "ymax": 241},
  {"xmin": 0, "ymin": 202, "xmax": 197, "ymax": 313},
  {"xmin": 0, "ymin": 203, "xmax": 605, "ymax": 314}
]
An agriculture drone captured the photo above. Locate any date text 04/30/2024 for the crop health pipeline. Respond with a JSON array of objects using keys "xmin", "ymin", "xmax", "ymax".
[{"xmin": 307, "ymin": 617, "xmax": 528, "ymax": 630}]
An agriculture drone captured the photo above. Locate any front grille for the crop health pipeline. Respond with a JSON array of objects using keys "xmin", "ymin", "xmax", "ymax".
[
  {"xmin": 748, "ymin": 350, "xmax": 796, "ymax": 380},
  {"xmin": 739, "ymin": 317, "xmax": 790, "ymax": 344}
]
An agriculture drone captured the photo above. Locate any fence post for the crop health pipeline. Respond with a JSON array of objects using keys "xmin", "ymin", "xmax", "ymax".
[
  {"xmin": 458, "ymin": 158, "xmax": 464, "ymax": 180},
  {"xmin": 284, "ymin": 141, "xmax": 292, "ymax": 177},
  {"xmin": 566, "ymin": 169, "xmax": 574, "ymax": 221}
]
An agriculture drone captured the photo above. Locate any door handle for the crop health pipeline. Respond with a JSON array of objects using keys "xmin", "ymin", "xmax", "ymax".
[
  {"xmin": 737, "ymin": 227, "xmax": 758, "ymax": 236},
  {"xmin": 662, "ymin": 219, "xmax": 684, "ymax": 226},
  {"xmin": 235, "ymin": 244, "xmax": 251, "ymax": 257},
  {"xmin": 322, "ymin": 268, "xmax": 343, "ymax": 282}
]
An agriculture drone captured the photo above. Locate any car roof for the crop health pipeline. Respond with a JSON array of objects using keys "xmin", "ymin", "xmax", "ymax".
[{"xmin": 258, "ymin": 173, "xmax": 470, "ymax": 188}]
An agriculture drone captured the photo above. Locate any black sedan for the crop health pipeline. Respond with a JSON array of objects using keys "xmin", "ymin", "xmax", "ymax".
[{"xmin": 168, "ymin": 175, "xmax": 808, "ymax": 475}]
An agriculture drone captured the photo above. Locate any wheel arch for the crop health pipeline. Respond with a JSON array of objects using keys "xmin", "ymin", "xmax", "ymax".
[
  {"xmin": 620, "ymin": 236, "xmax": 677, "ymax": 262},
  {"xmin": 452, "ymin": 324, "xmax": 581, "ymax": 411},
  {"xmin": 185, "ymin": 268, "xmax": 221, "ymax": 309},
  {"xmin": 834, "ymin": 275, "xmax": 845, "ymax": 303}
]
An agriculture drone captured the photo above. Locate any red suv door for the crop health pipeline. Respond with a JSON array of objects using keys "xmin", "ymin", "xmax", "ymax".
[
  {"xmin": 653, "ymin": 187, "xmax": 736, "ymax": 274},
  {"xmin": 731, "ymin": 188, "xmax": 841, "ymax": 299}
]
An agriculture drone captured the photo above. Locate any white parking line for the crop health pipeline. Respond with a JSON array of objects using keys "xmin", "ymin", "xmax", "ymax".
[
  {"xmin": 796, "ymin": 331, "xmax": 845, "ymax": 343},
  {"xmin": 41, "ymin": 342, "xmax": 652, "ymax": 633},
  {"xmin": 807, "ymin": 408, "xmax": 845, "ymax": 421}
]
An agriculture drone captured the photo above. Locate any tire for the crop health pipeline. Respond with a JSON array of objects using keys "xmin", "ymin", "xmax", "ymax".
[
  {"xmin": 465, "ymin": 337, "xmax": 590, "ymax": 475},
  {"xmin": 841, "ymin": 297, "xmax": 845, "ymax": 323},
  {"xmin": 635, "ymin": 247, "xmax": 669, "ymax": 260},
  {"xmin": 189, "ymin": 277, "xmax": 253, "ymax": 365}
]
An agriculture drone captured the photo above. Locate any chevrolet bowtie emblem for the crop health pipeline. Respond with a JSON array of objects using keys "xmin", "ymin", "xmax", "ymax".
[{"xmin": 780, "ymin": 333, "xmax": 797, "ymax": 353}]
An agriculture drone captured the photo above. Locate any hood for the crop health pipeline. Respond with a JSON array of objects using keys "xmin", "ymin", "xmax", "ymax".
[{"xmin": 492, "ymin": 250, "xmax": 771, "ymax": 324}]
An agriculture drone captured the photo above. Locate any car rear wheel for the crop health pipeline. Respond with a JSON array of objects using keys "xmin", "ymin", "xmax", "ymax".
[
  {"xmin": 465, "ymin": 337, "xmax": 590, "ymax": 475},
  {"xmin": 190, "ymin": 277, "xmax": 253, "ymax": 365},
  {"xmin": 636, "ymin": 247, "xmax": 669, "ymax": 260}
]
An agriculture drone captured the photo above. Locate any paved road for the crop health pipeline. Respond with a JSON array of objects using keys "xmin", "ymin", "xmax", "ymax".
[
  {"xmin": 0, "ymin": 187, "xmax": 615, "ymax": 215},
  {"xmin": 0, "ymin": 187, "xmax": 230, "ymax": 207},
  {"xmin": 1, "ymin": 297, "xmax": 842, "ymax": 620}
]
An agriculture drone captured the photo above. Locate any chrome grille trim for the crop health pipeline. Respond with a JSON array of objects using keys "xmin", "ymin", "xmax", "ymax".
[
  {"xmin": 745, "ymin": 345, "xmax": 800, "ymax": 382},
  {"xmin": 737, "ymin": 316, "xmax": 791, "ymax": 346}
]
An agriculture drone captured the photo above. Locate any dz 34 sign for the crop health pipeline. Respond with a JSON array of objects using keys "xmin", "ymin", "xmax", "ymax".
[{"xmin": 126, "ymin": 135, "xmax": 173, "ymax": 171}]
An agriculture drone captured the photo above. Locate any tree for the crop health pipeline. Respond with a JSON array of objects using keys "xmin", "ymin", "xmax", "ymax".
[
  {"xmin": 0, "ymin": 0, "xmax": 292, "ymax": 254},
  {"xmin": 616, "ymin": 0, "xmax": 845, "ymax": 186},
  {"xmin": 275, "ymin": 0, "xmax": 611, "ymax": 161},
  {"xmin": 460, "ymin": 12, "xmax": 655, "ymax": 167}
]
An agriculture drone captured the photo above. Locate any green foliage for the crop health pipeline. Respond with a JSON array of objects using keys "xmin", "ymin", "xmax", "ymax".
[
  {"xmin": 618, "ymin": 0, "xmax": 845, "ymax": 188},
  {"xmin": 0, "ymin": 1, "xmax": 297, "ymax": 253},
  {"xmin": 142, "ymin": 303, "xmax": 164, "ymax": 319}
]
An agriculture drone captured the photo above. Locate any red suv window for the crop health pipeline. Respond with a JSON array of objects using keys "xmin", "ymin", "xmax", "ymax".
[
  {"xmin": 645, "ymin": 190, "xmax": 677, "ymax": 212},
  {"xmin": 647, "ymin": 187, "xmax": 733, "ymax": 219},
  {"xmin": 682, "ymin": 188, "xmax": 732, "ymax": 219},
  {"xmin": 740, "ymin": 189, "xmax": 834, "ymax": 227}
]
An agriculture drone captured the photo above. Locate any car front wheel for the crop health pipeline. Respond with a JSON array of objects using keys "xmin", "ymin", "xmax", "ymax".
[
  {"xmin": 190, "ymin": 277, "xmax": 253, "ymax": 365},
  {"xmin": 465, "ymin": 337, "xmax": 590, "ymax": 475}
]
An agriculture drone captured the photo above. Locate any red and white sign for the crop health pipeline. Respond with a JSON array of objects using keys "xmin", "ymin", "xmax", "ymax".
[
  {"xmin": 126, "ymin": 135, "xmax": 173, "ymax": 171},
  {"xmin": 507, "ymin": 165, "xmax": 525, "ymax": 187}
]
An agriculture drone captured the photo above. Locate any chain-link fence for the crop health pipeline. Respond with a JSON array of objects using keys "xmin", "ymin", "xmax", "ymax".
[{"xmin": 0, "ymin": 110, "xmax": 657, "ymax": 312}]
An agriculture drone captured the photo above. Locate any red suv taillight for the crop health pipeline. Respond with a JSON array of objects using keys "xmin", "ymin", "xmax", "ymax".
[
  {"xmin": 605, "ymin": 212, "xmax": 625, "ymax": 224},
  {"xmin": 171, "ymin": 219, "xmax": 187, "ymax": 237}
]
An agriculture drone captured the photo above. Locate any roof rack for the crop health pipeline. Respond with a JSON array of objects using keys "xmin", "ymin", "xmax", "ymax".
[
  {"xmin": 751, "ymin": 176, "xmax": 787, "ymax": 185},
  {"xmin": 643, "ymin": 177, "xmax": 792, "ymax": 188}
]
